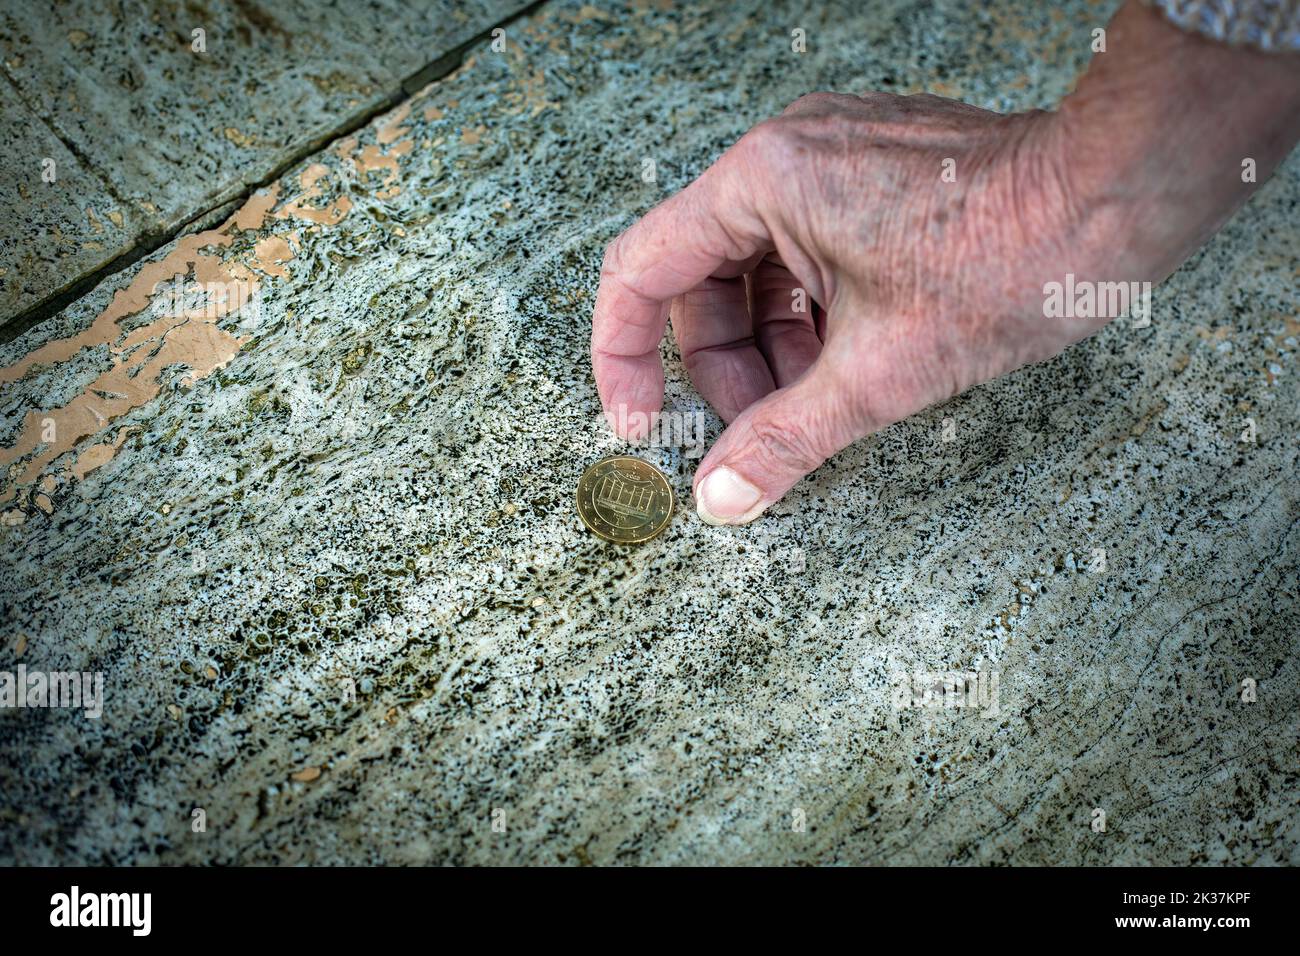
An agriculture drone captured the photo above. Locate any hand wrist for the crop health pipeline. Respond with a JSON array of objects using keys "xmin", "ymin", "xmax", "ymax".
[{"xmin": 1053, "ymin": 1, "xmax": 1300, "ymax": 285}]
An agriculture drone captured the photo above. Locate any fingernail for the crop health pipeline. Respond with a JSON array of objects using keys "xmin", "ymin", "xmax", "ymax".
[{"xmin": 695, "ymin": 466, "xmax": 765, "ymax": 526}]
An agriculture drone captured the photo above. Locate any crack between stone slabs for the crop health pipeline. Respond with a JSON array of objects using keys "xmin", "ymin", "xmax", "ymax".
[
  {"xmin": 0, "ymin": 63, "xmax": 137, "ymax": 212},
  {"xmin": 0, "ymin": 0, "xmax": 551, "ymax": 347}
]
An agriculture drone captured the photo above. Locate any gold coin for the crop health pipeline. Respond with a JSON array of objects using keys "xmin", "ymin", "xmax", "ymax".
[{"xmin": 576, "ymin": 455, "xmax": 674, "ymax": 544}]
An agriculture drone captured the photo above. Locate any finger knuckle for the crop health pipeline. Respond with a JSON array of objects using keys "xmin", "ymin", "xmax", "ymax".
[
  {"xmin": 600, "ymin": 233, "xmax": 626, "ymax": 277},
  {"xmin": 735, "ymin": 117, "xmax": 789, "ymax": 161},
  {"xmin": 732, "ymin": 119, "xmax": 814, "ymax": 194},
  {"xmin": 747, "ymin": 414, "xmax": 826, "ymax": 474},
  {"xmin": 784, "ymin": 91, "xmax": 838, "ymax": 114}
]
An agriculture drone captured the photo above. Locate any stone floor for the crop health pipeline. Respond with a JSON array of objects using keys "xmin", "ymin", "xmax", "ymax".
[
  {"xmin": 1, "ymin": 0, "xmax": 1296, "ymax": 865},
  {"xmin": 0, "ymin": 0, "xmax": 528, "ymax": 330}
]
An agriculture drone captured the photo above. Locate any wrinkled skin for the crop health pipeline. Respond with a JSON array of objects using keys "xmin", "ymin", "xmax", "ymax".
[{"xmin": 591, "ymin": 1, "xmax": 1300, "ymax": 525}]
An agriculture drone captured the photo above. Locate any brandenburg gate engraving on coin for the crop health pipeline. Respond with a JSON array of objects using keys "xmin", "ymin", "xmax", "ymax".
[{"xmin": 594, "ymin": 473, "xmax": 655, "ymax": 524}]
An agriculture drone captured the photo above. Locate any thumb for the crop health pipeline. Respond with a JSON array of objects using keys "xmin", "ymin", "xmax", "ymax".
[{"xmin": 692, "ymin": 359, "xmax": 869, "ymax": 526}]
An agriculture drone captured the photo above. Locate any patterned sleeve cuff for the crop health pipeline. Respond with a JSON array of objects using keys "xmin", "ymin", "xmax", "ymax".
[{"xmin": 1146, "ymin": 0, "xmax": 1300, "ymax": 51}]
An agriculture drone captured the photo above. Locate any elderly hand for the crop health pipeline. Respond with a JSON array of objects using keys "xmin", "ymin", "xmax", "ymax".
[{"xmin": 590, "ymin": 1, "xmax": 1300, "ymax": 525}]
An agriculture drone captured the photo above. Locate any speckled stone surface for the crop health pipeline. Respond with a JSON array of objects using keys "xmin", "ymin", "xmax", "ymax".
[
  {"xmin": 0, "ymin": 0, "xmax": 527, "ymax": 325},
  {"xmin": 0, "ymin": 80, "xmax": 149, "ymax": 325},
  {"xmin": 1, "ymin": 0, "xmax": 1297, "ymax": 865}
]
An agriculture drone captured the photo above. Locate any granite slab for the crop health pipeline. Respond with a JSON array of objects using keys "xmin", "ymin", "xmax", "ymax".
[
  {"xmin": 0, "ymin": 0, "xmax": 530, "ymax": 327},
  {"xmin": 0, "ymin": 0, "xmax": 1296, "ymax": 865}
]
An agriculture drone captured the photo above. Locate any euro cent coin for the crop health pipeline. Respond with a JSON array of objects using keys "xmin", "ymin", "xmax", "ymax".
[{"xmin": 576, "ymin": 456, "xmax": 674, "ymax": 543}]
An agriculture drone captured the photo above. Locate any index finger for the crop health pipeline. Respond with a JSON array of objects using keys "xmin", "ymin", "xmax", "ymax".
[{"xmin": 591, "ymin": 142, "xmax": 773, "ymax": 437}]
